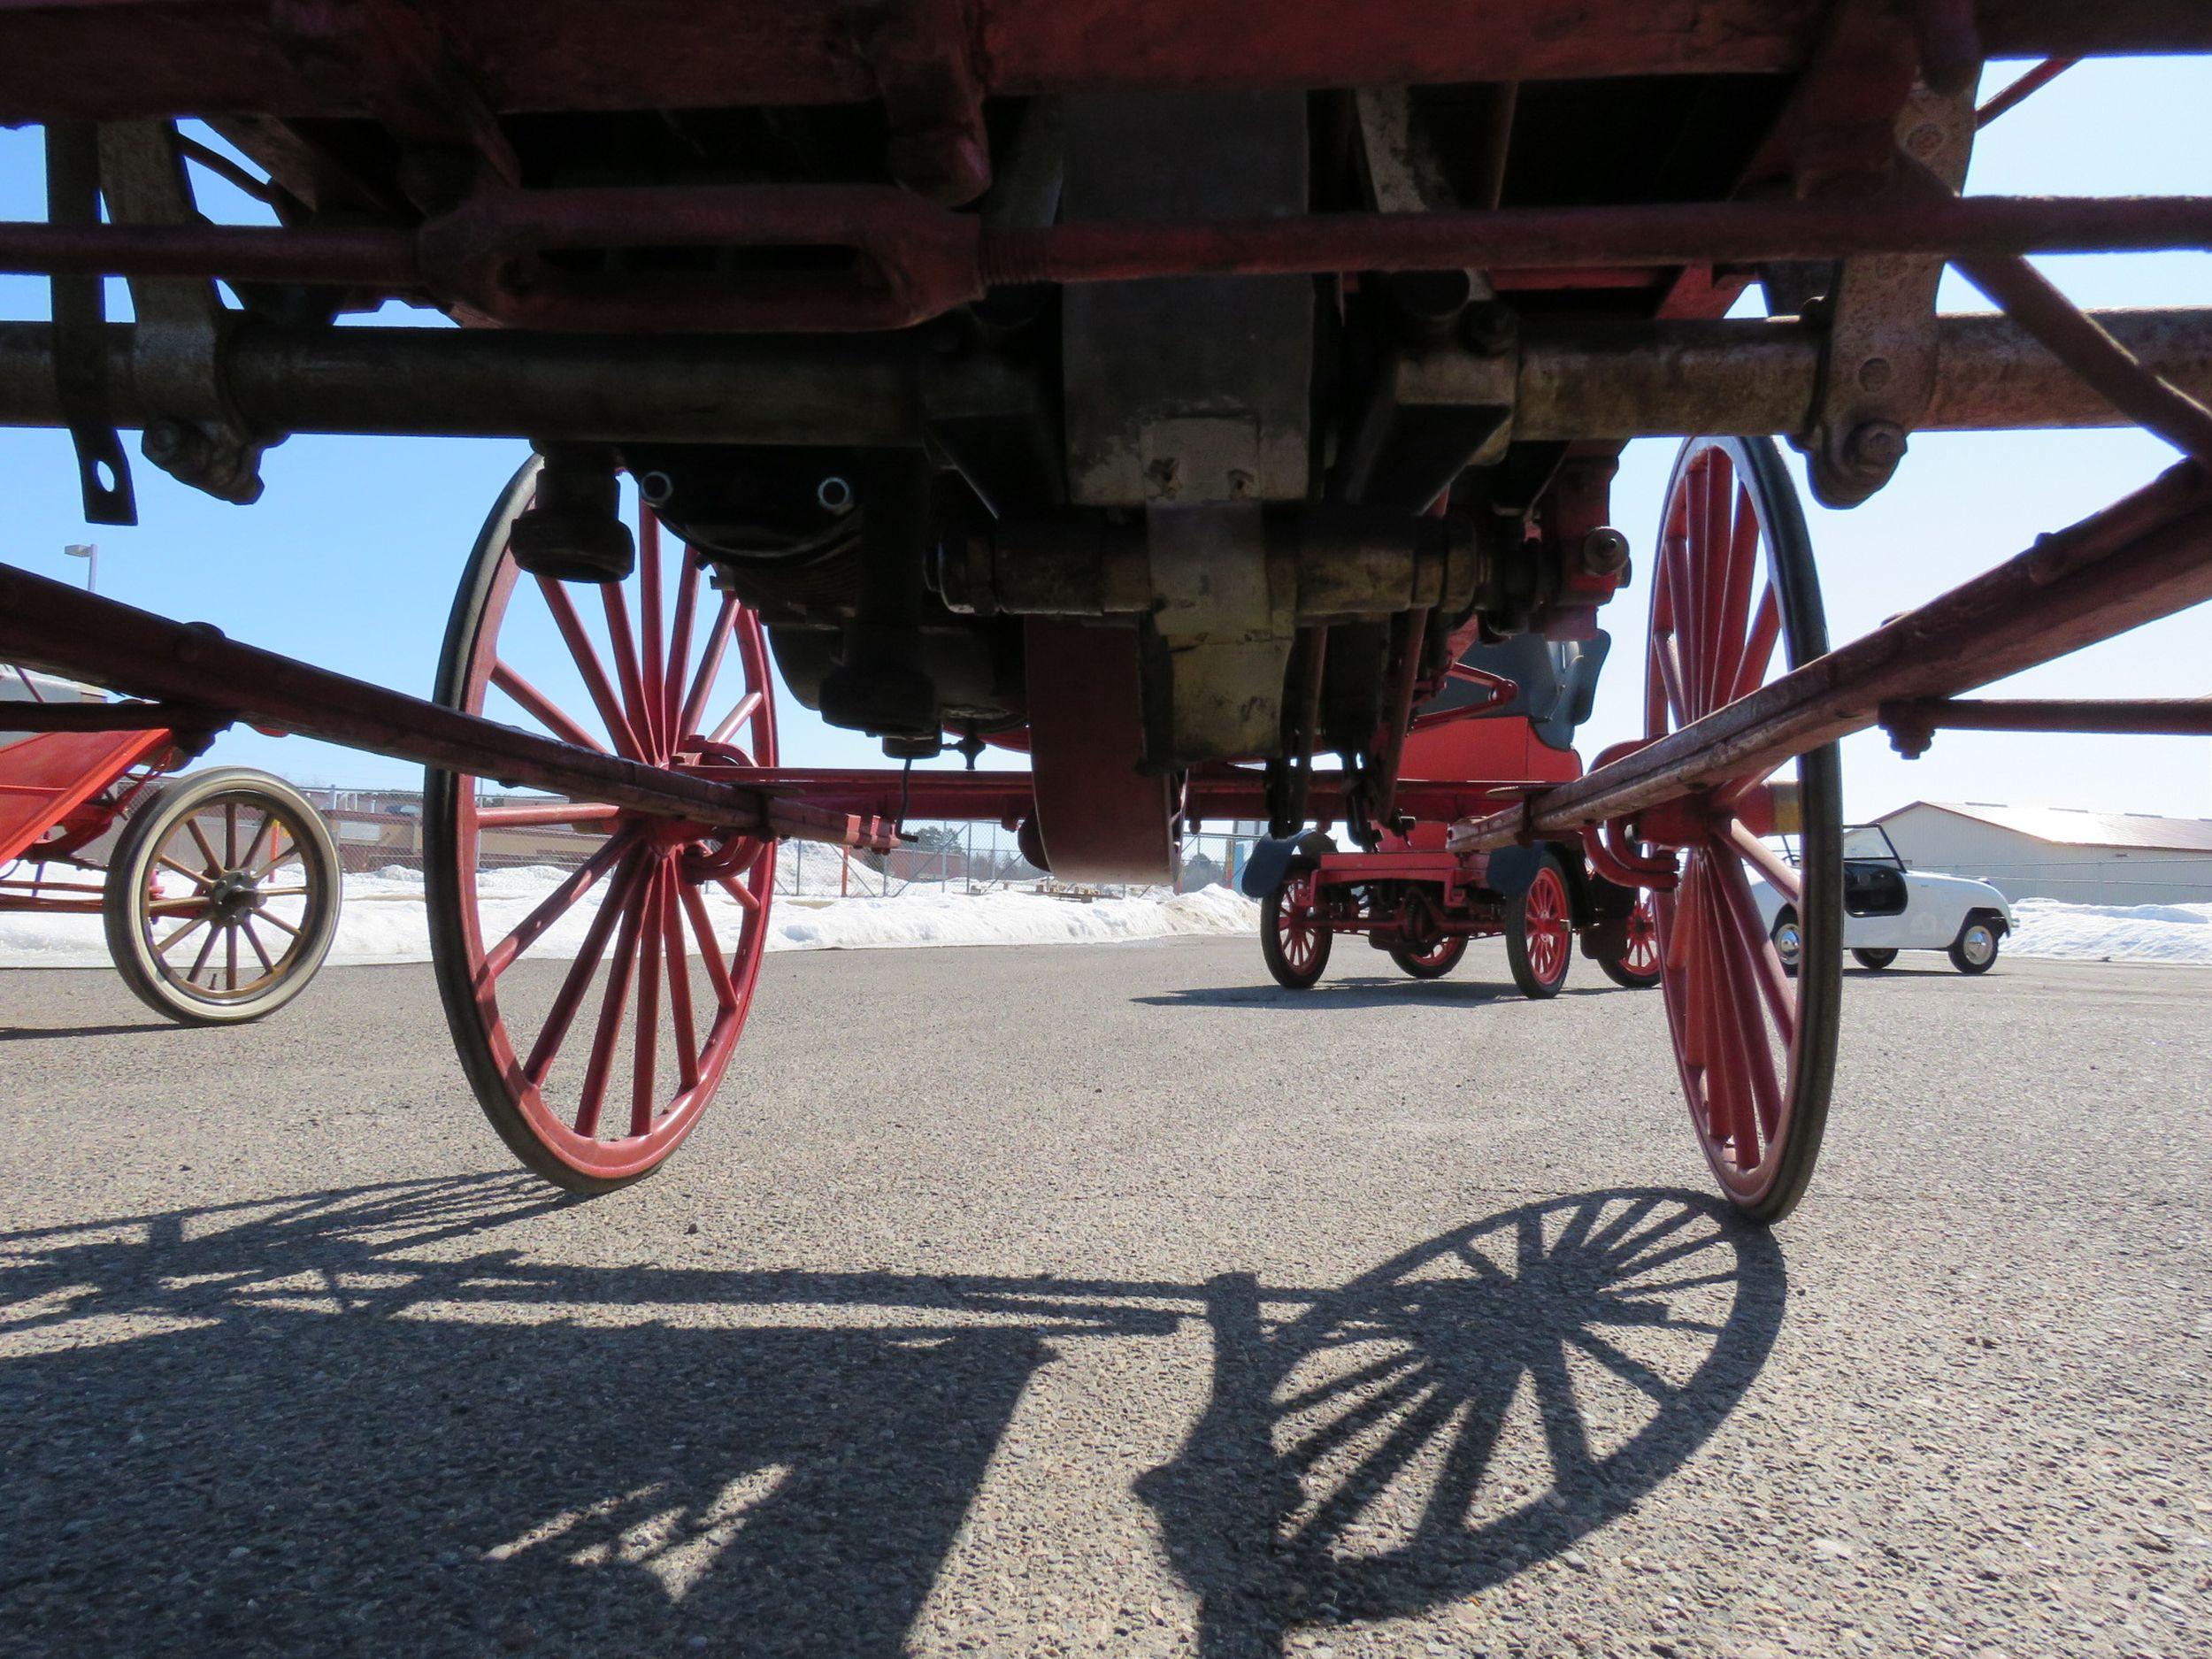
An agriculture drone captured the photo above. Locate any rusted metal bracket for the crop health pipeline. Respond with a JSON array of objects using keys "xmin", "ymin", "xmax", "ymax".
[
  {"xmin": 840, "ymin": 0, "xmax": 990, "ymax": 206},
  {"xmin": 97, "ymin": 120, "xmax": 272, "ymax": 504},
  {"xmin": 1799, "ymin": 85, "xmax": 1977, "ymax": 507},
  {"xmin": 42, "ymin": 123, "xmax": 136, "ymax": 525}
]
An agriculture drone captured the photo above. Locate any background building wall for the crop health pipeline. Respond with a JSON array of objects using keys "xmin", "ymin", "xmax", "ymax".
[{"xmin": 1879, "ymin": 806, "xmax": 2212, "ymax": 907}]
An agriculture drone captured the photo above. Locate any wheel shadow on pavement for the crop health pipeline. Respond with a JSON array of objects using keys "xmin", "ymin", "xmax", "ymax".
[
  {"xmin": 1133, "ymin": 976, "xmax": 1618, "ymax": 1010},
  {"xmin": 0, "ymin": 1176, "xmax": 1780, "ymax": 1658},
  {"xmin": 1141, "ymin": 1188, "xmax": 1785, "ymax": 1656}
]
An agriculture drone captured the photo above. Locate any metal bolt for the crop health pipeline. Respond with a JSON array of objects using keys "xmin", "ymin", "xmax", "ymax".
[
  {"xmin": 1460, "ymin": 300, "xmax": 1519, "ymax": 357},
  {"xmin": 1579, "ymin": 526, "xmax": 1631, "ymax": 576},
  {"xmin": 1856, "ymin": 357, "xmax": 1893, "ymax": 391},
  {"xmin": 142, "ymin": 420, "xmax": 186, "ymax": 463},
  {"xmin": 1227, "ymin": 469, "xmax": 1256, "ymax": 501},
  {"xmin": 1907, "ymin": 123, "xmax": 1945, "ymax": 157},
  {"xmin": 638, "ymin": 471, "xmax": 675, "ymax": 506},
  {"xmin": 816, "ymin": 475, "xmax": 854, "ymax": 514},
  {"xmin": 1845, "ymin": 420, "xmax": 1907, "ymax": 474}
]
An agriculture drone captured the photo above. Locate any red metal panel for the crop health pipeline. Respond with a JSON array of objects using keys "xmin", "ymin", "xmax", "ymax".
[
  {"xmin": 0, "ymin": 727, "xmax": 170, "ymax": 864},
  {"xmin": 0, "ymin": 2, "xmax": 2198, "ymax": 122}
]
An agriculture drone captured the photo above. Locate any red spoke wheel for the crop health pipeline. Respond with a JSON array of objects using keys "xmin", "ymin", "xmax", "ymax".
[
  {"xmin": 425, "ymin": 458, "xmax": 779, "ymax": 1194},
  {"xmin": 103, "ymin": 767, "xmax": 342, "ymax": 1025},
  {"xmin": 1647, "ymin": 436, "xmax": 1841, "ymax": 1225},
  {"xmin": 1505, "ymin": 853, "xmax": 1573, "ymax": 999},
  {"xmin": 1599, "ymin": 892, "xmax": 1663, "ymax": 990},
  {"xmin": 1388, "ymin": 933, "xmax": 1468, "ymax": 979},
  {"xmin": 1260, "ymin": 872, "xmax": 1331, "ymax": 989}
]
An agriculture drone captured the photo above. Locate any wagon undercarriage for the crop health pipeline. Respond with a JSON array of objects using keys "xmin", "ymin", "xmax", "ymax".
[{"xmin": 0, "ymin": 0, "xmax": 2207, "ymax": 1215}]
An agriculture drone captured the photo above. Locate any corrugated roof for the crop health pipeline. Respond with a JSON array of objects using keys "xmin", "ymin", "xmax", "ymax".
[{"xmin": 1876, "ymin": 801, "xmax": 2212, "ymax": 853}]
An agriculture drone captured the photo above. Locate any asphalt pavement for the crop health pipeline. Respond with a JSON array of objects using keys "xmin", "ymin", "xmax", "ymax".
[{"xmin": 1, "ymin": 940, "xmax": 2205, "ymax": 1659}]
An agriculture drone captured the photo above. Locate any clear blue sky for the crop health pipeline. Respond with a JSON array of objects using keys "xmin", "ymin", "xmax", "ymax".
[{"xmin": 1, "ymin": 56, "xmax": 2207, "ymax": 818}]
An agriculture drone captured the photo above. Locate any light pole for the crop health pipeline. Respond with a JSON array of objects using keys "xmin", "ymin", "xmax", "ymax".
[{"xmin": 62, "ymin": 542, "xmax": 96, "ymax": 594}]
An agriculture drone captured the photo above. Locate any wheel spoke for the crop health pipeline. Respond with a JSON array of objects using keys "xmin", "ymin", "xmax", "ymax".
[
  {"xmin": 240, "ymin": 917, "xmax": 275, "ymax": 975},
  {"xmin": 1724, "ymin": 818, "xmax": 1801, "ymax": 903},
  {"xmin": 1704, "ymin": 867, "xmax": 1782, "ymax": 1160},
  {"xmin": 1710, "ymin": 847, "xmax": 1797, "ymax": 1044},
  {"xmin": 535, "ymin": 575, "xmax": 647, "ymax": 760},
  {"xmin": 185, "ymin": 815, "xmax": 221, "ymax": 874},
  {"xmin": 1655, "ymin": 634, "xmax": 1691, "ymax": 729},
  {"xmin": 491, "ymin": 658, "xmax": 609, "ymax": 755},
  {"xmin": 599, "ymin": 581, "xmax": 656, "ymax": 767},
  {"xmin": 155, "ymin": 910, "xmax": 211, "ymax": 959},
  {"xmin": 1706, "ymin": 485, "xmax": 1760, "ymax": 712},
  {"xmin": 629, "ymin": 863, "xmax": 666, "ymax": 1137},
  {"xmin": 256, "ymin": 909, "xmax": 302, "ymax": 940},
  {"xmin": 708, "ymin": 688, "xmax": 764, "ymax": 749},
  {"xmin": 714, "ymin": 871, "xmax": 763, "ymax": 915},
  {"xmin": 155, "ymin": 852, "xmax": 213, "ymax": 887},
  {"xmin": 1691, "ymin": 865, "xmax": 1752, "ymax": 1164},
  {"xmin": 1727, "ymin": 585, "xmax": 1782, "ymax": 706},
  {"xmin": 678, "ymin": 593, "xmax": 738, "ymax": 742},
  {"xmin": 522, "ymin": 849, "xmax": 642, "ymax": 1091},
  {"xmin": 637, "ymin": 508, "xmax": 668, "ymax": 761},
  {"xmin": 664, "ymin": 542, "xmax": 702, "ymax": 749},
  {"xmin": 187, "ymin": 920, "xmax": 221, "ymax": 985},
  {"xmin": 224, "ymin": 802, "xmax": 237, "ymax": 867},
  {"xmin": 236, "ymin": 807, "xmax": 278, "ymax": 877},
  {"xmin": 252, "ymin": 824, "xmax": 293, "ymax": 879},
  {"xmin": 662, "ymin": 870, "xmax": 701, "ymax": 1094},
  {"xmin": 224, "ymin": 920, "xmax": 240, "ymax": 992},
  {"xmin": 483, "ymin": 830, "xmax": 634, "ymax": 980},
  {"xmin": 570, "ymin": 858, "xmax": 653, "ymax": 1136},
  {"xmin": 679, "ymin": 879, "xmax": 740, "ymax": 1011}
]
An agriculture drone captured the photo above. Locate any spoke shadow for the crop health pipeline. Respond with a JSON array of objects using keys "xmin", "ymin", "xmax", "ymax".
[
  {"xmin": 1140, "ymin": 1189, "xmax": 1784, "ymax": 1655},
  {"xmin": 0, "ymin": 1178, "xmax": 1778, "ymax": 1657}
]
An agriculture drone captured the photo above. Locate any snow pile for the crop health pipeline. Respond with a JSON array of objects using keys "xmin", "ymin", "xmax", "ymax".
[
  {"xmin": 2007, "ymin": 896, "xmax": 2212, "ymax": 965},
  {"xmin": 0, "ymin": 856, "xmax": 1260, "ymax": 968}
]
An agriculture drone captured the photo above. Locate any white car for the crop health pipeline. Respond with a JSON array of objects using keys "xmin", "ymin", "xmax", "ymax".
[{"xmin": 1748, "ymin": 825, "xmax": 2014, "ymax": 975}]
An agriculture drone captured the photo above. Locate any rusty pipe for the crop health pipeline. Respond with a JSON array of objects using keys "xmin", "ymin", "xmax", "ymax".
[{"xmin": 3, "ymin": 310, "xmax": 2211, "ymax": 446}]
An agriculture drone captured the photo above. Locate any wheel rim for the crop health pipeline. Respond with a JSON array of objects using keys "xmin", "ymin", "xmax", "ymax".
[
  {"xmin": 1962, "ymin": 925, "xmax": 1995, "ymax": 964},
  {"xmin": 1647, "ymin": 437, "xmax": 1840, "ymax": 1214},
  {"xmin": 1523, "ymin": 865, "xmax": 1571, "ymax": 987},
  {"xmin": 1619, "ymin": 893, "xmax": 1661, "ymax": 978},
  {"xmin": 1772, "ymin": 920, "xmax": 1801, "ymax": 967},
  {"xmin": 1276, "ymin": 875, "xmax": 1325, "ymax": 975},
  {"xmin": 434, "ymin": 465, "xmax": 778, "ymax": 1185},
  {"xmin": 137, "ymin": 790, "xmax": 326, "ymax": 1005}
]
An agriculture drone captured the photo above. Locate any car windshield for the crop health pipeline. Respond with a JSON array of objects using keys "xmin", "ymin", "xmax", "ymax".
[{"xmin": 1841, "ymin": 824, "xmax": 1904, "ymax": 865}]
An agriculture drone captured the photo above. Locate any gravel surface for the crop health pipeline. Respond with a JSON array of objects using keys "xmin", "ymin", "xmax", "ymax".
[{"xmin": 1, "ymin": 941, "xmax": 2206, "ymax": 1659}]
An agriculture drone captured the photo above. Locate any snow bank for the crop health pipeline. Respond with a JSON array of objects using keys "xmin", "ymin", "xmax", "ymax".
[
  {"xmin": 0, "ymin": 856, "xmax": 1260, "ymax": 968},
  {"xmin": 2007, "ymin": 896, "xmax": 2212, "ymax": 965}
]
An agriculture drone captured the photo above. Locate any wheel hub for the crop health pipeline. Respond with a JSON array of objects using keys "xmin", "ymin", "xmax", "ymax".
[{"xmin": 205, "ymin": 869, "xmax": 260, "ymax": 920}]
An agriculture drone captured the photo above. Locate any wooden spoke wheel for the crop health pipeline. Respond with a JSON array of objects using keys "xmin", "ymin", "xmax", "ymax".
[
  {"xmin": 1504, "ymin": 853, "xmax": 1573, "ymax": 999},
  {"xmin": 1260, "ymin": 872, "xmax": 1331, "ymax": 989},
  {"xmin": 425, "ymin": 458, "xmax": 779, "ymax": 1194},
  {"xmin": 104, "ymin": 767, "xmax": 342, "ymax": 1025},
  {"xmin": 1389, "ymin": 933, "xmax": 1468, "ymax": 979},
  {"xmin": 1599, "ymin": 892, "xmax": 1663, "ymax": 989},
  {"xmin": 1647, "ymin": 436, "xmax": 1841, "ymax": 1225}
]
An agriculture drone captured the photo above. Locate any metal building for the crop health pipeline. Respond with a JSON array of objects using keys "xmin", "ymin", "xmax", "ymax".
[{"xmin": 1874, "ymin": 802, "xmax": 2212, "ymax": 908}]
